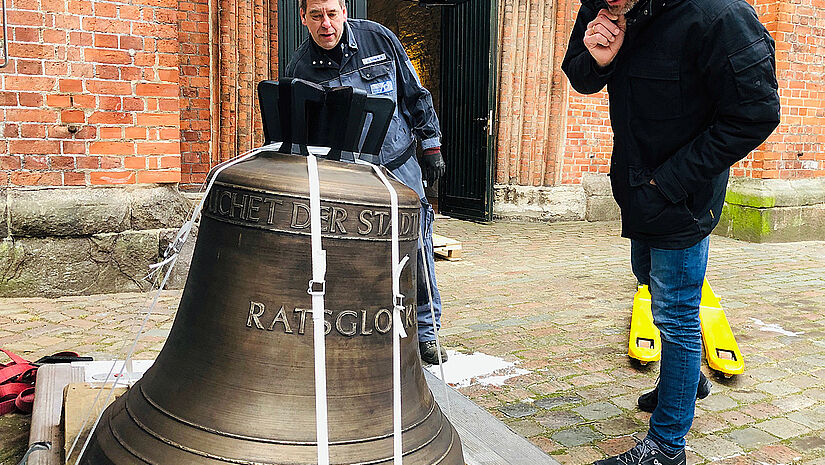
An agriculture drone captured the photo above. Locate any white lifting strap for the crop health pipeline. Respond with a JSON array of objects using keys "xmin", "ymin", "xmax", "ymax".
[
  {"xmin": 368, "ymin": 164, "xmax": 409, "ymax": 465},
  {"xmin": 307, "ymin": 154, "xmax": 331, "ymax": 465}
]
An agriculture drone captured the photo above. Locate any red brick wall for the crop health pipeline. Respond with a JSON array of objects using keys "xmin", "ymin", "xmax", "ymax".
[
  {"xmin": 0, "ymin": 0, "xmax": 181, "ymax": 186},
  {"xmin": 495, "ymin": 0, "xmax": 558, "ymax": 187},
  {"xmin": 752, "ymin": 0, "xmax": 824, "ymax": 179},
  {"xmin": 0, "ymin": 0, "xmax": 280, "ymax": 189},
  {"xmin": 214, "ymin": 0, "xmax": 277, "ymax": 173},
  {"xmin": 178, "ymin": 0, "xmax": 213, "ymax": 185},
  {"xmin": 2, "ymin": 0, "xmax": 818, "ymax": 190},
  {"xmin": 495, "ymin": 0, "xmax": 824, "ymax": 187},
  {"xmin": 494, "ymin": 0, "xmax": 615, "ymax": 187}
]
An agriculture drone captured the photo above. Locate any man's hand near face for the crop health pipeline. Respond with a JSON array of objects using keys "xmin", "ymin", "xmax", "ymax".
[{"xmin": 583, "ymin": 9, "xmax": 626, "ymax": 68}]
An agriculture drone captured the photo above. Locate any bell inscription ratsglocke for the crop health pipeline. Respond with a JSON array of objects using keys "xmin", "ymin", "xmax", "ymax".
[{"xmin": 80, "ymin": 80, "xmax": 464, "ymax": 464}]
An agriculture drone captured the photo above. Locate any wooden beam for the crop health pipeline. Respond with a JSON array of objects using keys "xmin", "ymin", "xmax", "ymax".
[{"xmin": 27, "ymin": 365, "xmax": 84, "ymax": 465}]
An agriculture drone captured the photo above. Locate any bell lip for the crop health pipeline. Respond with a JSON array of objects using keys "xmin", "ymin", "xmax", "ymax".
[{"xmin": 83, "ymin": 383, "xmax": 463, "ymax": 465}]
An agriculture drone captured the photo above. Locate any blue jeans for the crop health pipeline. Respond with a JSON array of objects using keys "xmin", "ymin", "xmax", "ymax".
[
  {"xmin": 390, "ymin": 156, "xmax": 442, "ymax": 343},
  {"xmin": 631, "ymin": 237, "xmax": 709, "ymax": 454},
  {"xmin": 415, "ymin": 200, "xmax": 442, "ymax": 342}
]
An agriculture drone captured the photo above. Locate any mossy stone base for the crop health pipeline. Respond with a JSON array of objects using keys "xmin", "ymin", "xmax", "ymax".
[
  {"xmin": 714, "ymin": 177, "xmax": 825, "ymax": 243},
  {"xmin": 0, "ymin": 186, "xmax": 193, "ymax": 297}
]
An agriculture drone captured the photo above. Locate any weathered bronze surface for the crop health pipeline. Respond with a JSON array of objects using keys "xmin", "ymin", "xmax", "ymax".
[{"xmin": 80, "ymin": 151, "xmax": 464, "ymax": 464}]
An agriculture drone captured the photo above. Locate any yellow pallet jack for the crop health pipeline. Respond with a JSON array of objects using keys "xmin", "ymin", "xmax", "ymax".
[
  {"xmin": 628, "ymin": 279, "xmax": 744, "ymax": 377},
  {"xmin": 628, "ymin": 284, "xmax": 660, "ymax": 365}
]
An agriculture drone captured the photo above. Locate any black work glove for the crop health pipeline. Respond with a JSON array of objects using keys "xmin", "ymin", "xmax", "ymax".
[{"xmin": 422, "ymin": 148, "xmax": 446, "ymax": 186}]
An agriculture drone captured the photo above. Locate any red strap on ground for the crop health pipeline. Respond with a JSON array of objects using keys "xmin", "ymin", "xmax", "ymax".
[
  {"xmin": 0, "ymin": 363, "xmax": 34, "ymax": 383},
  {"xmin": 0, "ymin": 348, "xmax": 38, "ymax": 416},
  {"xmin": 0, "ymin": 382, "xmax": 31, "ymax": 398},
  {"xmin": 15, "ymin": 387, "xmax": 35, "ymax": 413},
  {"xmin": 0, "ymin": 399, "xmax": 17, "ymax": 416},
  {"xmin": 0, "ymin": 348, "xmax": 87, "ymax": 416},
  {"xmin": 47, "ymin": 351, "xmax": 77, "ymax": 358},
  {"xmin": 0, "ymin": 348, "xmax": 29, "ymax": 365},
  {"xmin": 0, "ymin": 388, "xmax": 33, "ymax": 415}
]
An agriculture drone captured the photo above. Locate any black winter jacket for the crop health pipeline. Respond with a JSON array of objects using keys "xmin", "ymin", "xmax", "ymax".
[{"xmin": 562, "ymin": 0, "xmax": 780, "ymax": 248}]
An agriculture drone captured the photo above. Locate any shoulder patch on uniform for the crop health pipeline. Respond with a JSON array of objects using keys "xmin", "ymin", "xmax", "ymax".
[
  {"xmin": 362, "ymin": 53, "xmax": 387, "ymax": 65},
  {"xmin": 369, "ymin": 79, "xmax": 394, "ymax": 95}
]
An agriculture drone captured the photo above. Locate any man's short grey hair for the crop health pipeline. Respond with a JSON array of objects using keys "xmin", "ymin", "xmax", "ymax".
[{"xmin": 300, "ymin": 0, "xmax": 346, "ymax": 11}]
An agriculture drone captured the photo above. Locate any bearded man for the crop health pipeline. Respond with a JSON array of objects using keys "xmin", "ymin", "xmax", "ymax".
[{"xmin": 562, "ymin": 0, "xmax": 780, "ymax": 461}]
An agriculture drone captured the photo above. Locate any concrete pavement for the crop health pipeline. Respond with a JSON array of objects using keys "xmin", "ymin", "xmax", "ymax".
[{"xmin": 1, "ymin": 218, "xmax": 824, "ymax": 464}]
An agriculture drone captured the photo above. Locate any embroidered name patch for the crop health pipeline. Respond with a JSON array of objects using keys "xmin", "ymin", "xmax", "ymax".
[
  {"xmin": 369, "ymin": 79, "xmax": 394, "ymax": 95},
  {"xmin": 362, "ymin": 53, "xmax": 386, "ymax": 65}
]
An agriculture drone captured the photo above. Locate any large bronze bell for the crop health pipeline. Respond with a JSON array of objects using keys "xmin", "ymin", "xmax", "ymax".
[{"xmin": 79, "ymin": 150, "xmax": 464, "ymax": 464}]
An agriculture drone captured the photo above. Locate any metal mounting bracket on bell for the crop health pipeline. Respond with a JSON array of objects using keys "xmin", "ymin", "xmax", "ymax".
[{"xmin": 258, "ymin": 78, "xmax": 396, "ymax": 161}]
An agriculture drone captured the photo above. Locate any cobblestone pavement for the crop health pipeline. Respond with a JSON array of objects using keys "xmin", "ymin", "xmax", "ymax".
[{"xmin": 1, "ymin": 219, "xmax": 824, "ymax": 465}]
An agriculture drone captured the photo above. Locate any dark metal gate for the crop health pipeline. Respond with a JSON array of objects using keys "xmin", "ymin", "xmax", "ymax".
[
  {"xmin": 278, "ymin": 0, "xmax": 367, "ymax": 76},
  {"xmin": 438, "ymin": 0, "xmax": 498, "ymax": 221}
]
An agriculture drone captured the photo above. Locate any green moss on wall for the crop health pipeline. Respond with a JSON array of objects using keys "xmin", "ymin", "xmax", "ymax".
[
  {"xmin": 720, "ymin": 203, "xmax": 771, "ymax": 242},
  {"xmin": 724, "ymin": 190, "xmax": 776, "ymax": 209}
]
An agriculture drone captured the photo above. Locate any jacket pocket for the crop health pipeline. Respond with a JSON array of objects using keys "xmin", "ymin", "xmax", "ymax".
[
  {"xmin": 626, "ymin": 178, "xmax": 697, "ymax": 236},
  {"xmin": 359, "ymin": 61, "xmax": 395, "ymax": 95},
  {"xmin": 358, "ymin": 61, "xmax": 392, "ymax": 80},
  {"xmin": 628, "ymin": 58, "xmax": 683, "ymax": 120},
  {"xmin": 728, "ymin": 37, "xmax": 776, "ymax": 103}
]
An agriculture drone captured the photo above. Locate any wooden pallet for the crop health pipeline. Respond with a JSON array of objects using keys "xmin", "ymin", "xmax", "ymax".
[
  {"xmin": 29, "ymin": 364, "xmax": 558, "ymax": 465},
  {"xmin": 433, "ymin": 233, "xmax": 462, "ymax": 261}
]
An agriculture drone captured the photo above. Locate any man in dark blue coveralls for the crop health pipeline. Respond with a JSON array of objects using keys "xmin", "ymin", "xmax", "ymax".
[{"xmin": 284, "ymin": 0, "xmax": 449, "ymax": 365}]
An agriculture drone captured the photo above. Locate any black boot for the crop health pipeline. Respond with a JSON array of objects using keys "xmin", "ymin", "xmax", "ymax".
[
  {"xmin": 419, "ymin": 341, "xmax": 448, "ymax": 365},
  {"xmin": 594, "ymin": 438, "xmax": 685, "ymax": 465},
  {"xmin": 638, "ymin": 371, "xmax": 712, "ymax": 413}
]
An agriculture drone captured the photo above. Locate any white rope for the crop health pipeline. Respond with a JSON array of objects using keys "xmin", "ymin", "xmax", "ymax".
[
  {"xmin": 367, "ymin": 164, "xmax": 409, "ymax": 465},
  {"xmin": 368, "ymin": 162, "xmax": 452, "ymax": 417},
  {"xmin": 418, "ymin": 233, "xmax": 451, "ymax": 417},
  {"xmin": 72, "ymin": 254, "xmax": 180, "ymax": 465},
  {"xmin": 69, "ymin": 144, "xmax": 277, "ymax": 464},
  {"xmin": 306, "ymin": 154, "xmax": 331, "ymax": 465}
]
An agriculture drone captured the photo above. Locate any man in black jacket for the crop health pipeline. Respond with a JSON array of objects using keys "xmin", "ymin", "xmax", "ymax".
[{"xmin": 562, "ymin": 0, "xmax": 780, "ymax": 461}]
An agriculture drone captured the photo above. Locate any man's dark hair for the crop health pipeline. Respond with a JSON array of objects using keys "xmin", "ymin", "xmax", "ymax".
[{"xmin": 300, "ymin": 0, "xmax": 346, "ymax": 11}]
